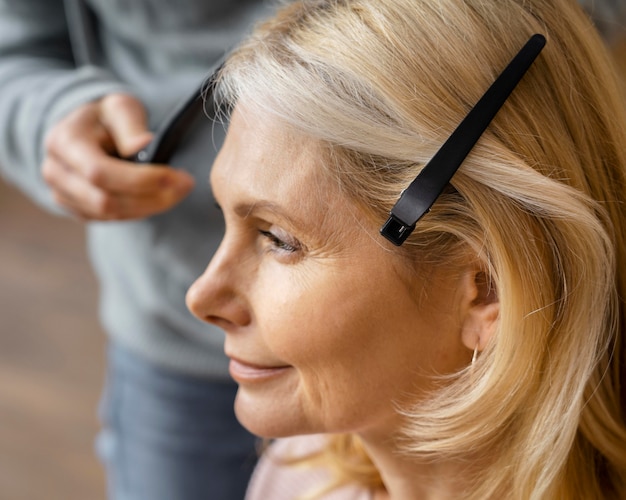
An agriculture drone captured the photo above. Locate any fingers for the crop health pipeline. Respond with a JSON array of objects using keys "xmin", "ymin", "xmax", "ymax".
[
  {"xmin": 50, "ymin": 133, "xmax": 193, "ymax": 195},
  {"xmin": 99, "ymin": 93, "xmax": 154, "ymax": 158},
  {"xmin": 42, "ymin": 155, "xmax": 194, "ymax": 220},
  {"xmin": 42, "ymin": 95, "xmax": 196, "ymax": 221}
]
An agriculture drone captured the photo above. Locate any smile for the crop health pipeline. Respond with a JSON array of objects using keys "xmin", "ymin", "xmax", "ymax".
[{"xmin": 228, "ymin": 357, "xmax": 292, "ymax": 383}]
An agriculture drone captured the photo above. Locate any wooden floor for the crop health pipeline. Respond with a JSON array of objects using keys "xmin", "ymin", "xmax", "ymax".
[{"xmin": 0, "ymin": 179, "xmax": 106, "ymax": 500}]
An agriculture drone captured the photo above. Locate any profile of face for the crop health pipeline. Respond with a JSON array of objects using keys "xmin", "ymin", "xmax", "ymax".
[{"xmin": 186, "ymin": 105, "xmax": 497, "ymax": 440}]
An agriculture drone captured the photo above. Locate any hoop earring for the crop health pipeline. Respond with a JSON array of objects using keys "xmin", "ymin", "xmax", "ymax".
[{"xmin": 471, "ymin": 343, "xmax": 479, "ymax": 366}]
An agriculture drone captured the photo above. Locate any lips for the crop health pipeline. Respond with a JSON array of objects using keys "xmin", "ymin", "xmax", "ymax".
[{"xmin": 228, "ymin": 357, "xmax": 291, "ymax": 383}]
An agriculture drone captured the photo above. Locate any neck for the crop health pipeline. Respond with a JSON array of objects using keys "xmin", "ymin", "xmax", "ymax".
[{"xmin": 359, "ymin": 432, "xmax": 471, "ymax": 500}]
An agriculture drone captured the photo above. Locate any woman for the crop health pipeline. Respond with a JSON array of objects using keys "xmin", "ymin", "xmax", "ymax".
[{"xmin": 186, "ymin": 0, "xmax": 626, "ymax": 498}]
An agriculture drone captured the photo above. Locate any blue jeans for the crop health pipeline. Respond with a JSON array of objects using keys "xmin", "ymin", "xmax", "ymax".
[{"xmin": 96, "ymin": 343, "xmax": 258, "ymax": 500}]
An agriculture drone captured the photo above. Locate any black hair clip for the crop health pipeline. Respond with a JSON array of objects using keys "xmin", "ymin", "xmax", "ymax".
[{"xmin": 380, "ymin": 34, "xmax": 546, "ymax": 246}]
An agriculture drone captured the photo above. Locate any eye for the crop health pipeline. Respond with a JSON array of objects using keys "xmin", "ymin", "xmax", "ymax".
[{"xmin": 259, "ymin": 229, "xmax": 301, "ymax": 254}]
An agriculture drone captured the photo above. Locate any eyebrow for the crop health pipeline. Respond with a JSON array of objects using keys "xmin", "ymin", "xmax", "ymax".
[{"xmin": 233, "ymin": 200, "xmax": 308, "ymax": 230}]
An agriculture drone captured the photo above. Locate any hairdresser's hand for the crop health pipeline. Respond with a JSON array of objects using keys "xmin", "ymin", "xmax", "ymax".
[{"xmin": 42, "ymin": 93, "xmax": 195, "ymax": 220}]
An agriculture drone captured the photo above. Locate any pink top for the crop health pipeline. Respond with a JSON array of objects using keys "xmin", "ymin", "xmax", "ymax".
[{"xmin": 245, "ymin": 435, "xmax": 372, "ymax": 500}]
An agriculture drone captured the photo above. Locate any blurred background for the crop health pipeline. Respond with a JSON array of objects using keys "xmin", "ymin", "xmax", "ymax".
[
  {"xmin": 0, "ymin": 180, "xmax": 106, "ymax": 499},
  {"xmin": 0, "ymin": 17, "xmax": 624, "ymax": 500}
]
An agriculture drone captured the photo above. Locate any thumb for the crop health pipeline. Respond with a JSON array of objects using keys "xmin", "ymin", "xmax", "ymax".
[{"xmin": 99, "ymin": 93, "xmax": 154, "ymax": 158}]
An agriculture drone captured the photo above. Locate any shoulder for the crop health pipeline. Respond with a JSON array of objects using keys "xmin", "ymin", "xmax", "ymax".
[{"xmin": 246, "ymin": 435, "xmax": 371, "ymax": 500}]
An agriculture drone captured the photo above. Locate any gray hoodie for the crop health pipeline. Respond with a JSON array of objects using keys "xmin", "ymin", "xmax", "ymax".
[{"xmin": 0, "ymin": 0, "xmax": 271, "ymax": 377}]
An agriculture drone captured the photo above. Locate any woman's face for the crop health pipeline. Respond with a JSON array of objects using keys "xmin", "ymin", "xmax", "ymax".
[{"xmin": 186, "ymin": 106, "xmax": 471, "ymax": 439}]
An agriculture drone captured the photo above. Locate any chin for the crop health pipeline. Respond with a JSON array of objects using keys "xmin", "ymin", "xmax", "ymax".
[{"xmin": 233, "ymin": 390, "xmax": 316, "ymax": 438}]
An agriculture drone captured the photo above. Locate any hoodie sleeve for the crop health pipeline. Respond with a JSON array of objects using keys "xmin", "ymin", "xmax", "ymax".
[{"xmin": 0, "ymin": 0, "xmax": 130, "ymax": 212}]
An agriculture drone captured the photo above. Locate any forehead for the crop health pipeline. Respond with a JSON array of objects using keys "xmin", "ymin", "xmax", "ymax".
[{"xmin": 211, "ymin": 105, "xmax": 340, "ymax": 229}]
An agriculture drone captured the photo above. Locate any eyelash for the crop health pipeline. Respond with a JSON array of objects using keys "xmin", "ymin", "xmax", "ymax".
[{"xmin": 259, "ymin": 230, "xmax": 300, "ymax": 254}]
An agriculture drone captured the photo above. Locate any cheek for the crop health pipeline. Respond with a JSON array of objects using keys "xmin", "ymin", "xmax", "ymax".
[
  {"xmin": 254, "ymin": 263, "xmax": 409, "ymax": 372},
  {"xmin": 255, "ymin": 265, "xmax": 355, "ymax": 366},
  {"xmin": 258, "ymin": 267, "xmax": 465, "ymax": 406},
  {"xmin": 256, "ymin": 286, "xmax": 346, "ymax": 364}
]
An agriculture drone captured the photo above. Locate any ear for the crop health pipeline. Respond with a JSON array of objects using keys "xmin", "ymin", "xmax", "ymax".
[{"xmin": 459, "ymin": 269, "xmax": 499, "ymax": 353}]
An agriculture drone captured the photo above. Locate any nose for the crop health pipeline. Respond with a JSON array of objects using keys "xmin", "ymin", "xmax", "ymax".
[{"xmin": 186, "ymin": 239, "xmax": 252, "ymax": 330}]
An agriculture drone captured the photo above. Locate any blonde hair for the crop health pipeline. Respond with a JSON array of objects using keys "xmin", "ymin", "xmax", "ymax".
[{"xmin": 217, "ymin": 0, "xmax": 626, "ymax": 497}]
